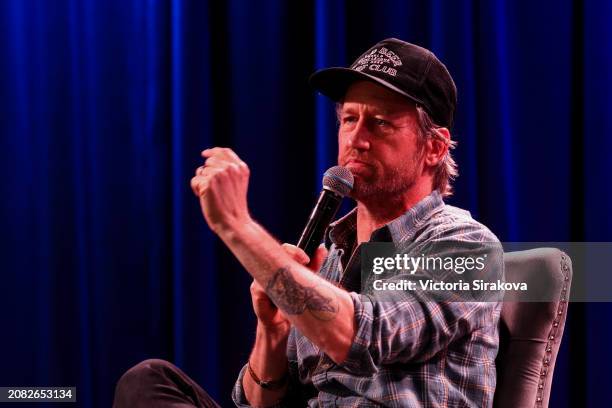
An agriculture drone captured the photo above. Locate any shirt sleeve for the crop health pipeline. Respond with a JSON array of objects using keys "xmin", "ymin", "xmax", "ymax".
[
  {"xmin": 338, "ymin": 293, "xmax": 501, "ymax": 375},
  {"xmin": 338, "ymin": 237, "xmax": 504, "ymax": 376}
]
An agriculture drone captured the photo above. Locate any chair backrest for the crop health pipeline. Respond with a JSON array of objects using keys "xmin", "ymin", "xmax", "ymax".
[{"xmin": 493, "ymin": 248, "xmax": 572, "ymax": 408}]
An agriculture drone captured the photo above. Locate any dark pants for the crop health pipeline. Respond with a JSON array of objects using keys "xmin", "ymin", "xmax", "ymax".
[{"xmin": 113, "ymin": 359, "xmax": 221, "ymax": 408}]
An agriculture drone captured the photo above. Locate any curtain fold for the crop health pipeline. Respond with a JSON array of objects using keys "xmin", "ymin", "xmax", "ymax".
[{"xmin": 0, "ymin": 1, "xmax": 610, "ymax": 406}]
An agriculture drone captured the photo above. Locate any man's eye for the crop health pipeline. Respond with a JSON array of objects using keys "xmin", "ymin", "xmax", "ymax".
[
  {"xmin": 375, "ymin": 118, "xmax": 390, "ymax": 127},
  {"xmin": 342, "ymin": 116, "xmax": 357, "ymax": 124}
]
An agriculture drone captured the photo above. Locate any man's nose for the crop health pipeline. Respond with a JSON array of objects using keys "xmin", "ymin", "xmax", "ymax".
[{"xmin": 347, "ymin": 119, "xmax": 371, "ymax": 150}]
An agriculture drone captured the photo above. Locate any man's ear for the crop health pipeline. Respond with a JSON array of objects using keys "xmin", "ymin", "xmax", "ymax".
[{"xmin": 423, "ymin": 128, "xmax": 450, "ymax": 167}]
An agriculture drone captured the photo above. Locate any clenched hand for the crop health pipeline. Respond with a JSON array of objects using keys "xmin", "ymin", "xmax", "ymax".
[{"xmin": 190, "ymin": 147, "xmax": 252, "ymax": 234}]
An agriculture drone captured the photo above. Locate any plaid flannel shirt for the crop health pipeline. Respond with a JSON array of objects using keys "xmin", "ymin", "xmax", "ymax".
[{"xmin": 233, "ymin": 190, "xmax": 502, "ymax": 407}]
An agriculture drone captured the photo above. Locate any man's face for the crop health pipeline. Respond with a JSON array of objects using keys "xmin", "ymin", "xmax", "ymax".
[{"xmin": 337, "ymin": 81, "xmax": 424, "ymax": 200}]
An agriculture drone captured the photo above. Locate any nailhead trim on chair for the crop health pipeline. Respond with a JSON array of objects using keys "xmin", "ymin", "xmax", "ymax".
[{"xmin": 534, "ymin": 253, "xmax": 570, "ymax": 407}]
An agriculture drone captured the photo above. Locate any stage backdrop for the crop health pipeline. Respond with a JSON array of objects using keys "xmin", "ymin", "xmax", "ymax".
[{"xmin": 1, "ymin": 0, "xmax": 610, "ymax": 407}]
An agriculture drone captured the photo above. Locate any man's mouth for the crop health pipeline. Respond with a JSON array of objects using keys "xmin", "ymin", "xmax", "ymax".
[
  {"xmin": 344, "ymin": 158, "xmax": 370, "ymax": 167},
  {"xmin": 344, "ymin": 159, "xmax": 373, "ymax": 175}
]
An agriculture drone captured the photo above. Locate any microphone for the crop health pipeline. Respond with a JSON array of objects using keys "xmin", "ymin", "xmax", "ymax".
[{"xmin": 297, "ymin": 166, "xmax": 354, "ymax": 259}]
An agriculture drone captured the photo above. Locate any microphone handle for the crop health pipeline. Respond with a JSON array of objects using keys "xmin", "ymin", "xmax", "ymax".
[{"xmin": 297, "ymin": 189, "xmax": 342, "ymax": 259}]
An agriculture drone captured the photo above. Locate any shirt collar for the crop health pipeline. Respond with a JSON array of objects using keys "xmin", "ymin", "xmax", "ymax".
[{"xmin": 326, "ymin": 190, "xmax": 445, "ymax": 250}]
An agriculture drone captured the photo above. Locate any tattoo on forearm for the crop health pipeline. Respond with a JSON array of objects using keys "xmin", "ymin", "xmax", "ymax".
[{"xmin": 266, "ymin": 267, "xmax": 339, "ymax": 321}]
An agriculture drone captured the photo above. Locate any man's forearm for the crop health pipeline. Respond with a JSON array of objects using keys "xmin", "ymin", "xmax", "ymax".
[
  {"xmin": 218, "ymin": 220, "xmax": 355, "ymax": 364},
  {"xmin": 243, "ymin": 322, "xmax": 290, "ymax": 406}
]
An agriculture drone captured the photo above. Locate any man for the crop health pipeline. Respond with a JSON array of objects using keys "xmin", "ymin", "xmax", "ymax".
[{"xmin": 114, "ymin": 38, "xmax": 502, "ymax": 408}]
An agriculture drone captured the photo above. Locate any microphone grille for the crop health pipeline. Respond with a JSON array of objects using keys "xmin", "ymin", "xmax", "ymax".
[{"xmin": 323, "ymin": 166, "xmax": 354, "ymax": 197}]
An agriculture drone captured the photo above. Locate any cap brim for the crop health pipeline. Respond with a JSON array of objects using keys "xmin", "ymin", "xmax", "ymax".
[{"xmin": 309, "ymin": 67, "xmax": 425, "ymax": 107}]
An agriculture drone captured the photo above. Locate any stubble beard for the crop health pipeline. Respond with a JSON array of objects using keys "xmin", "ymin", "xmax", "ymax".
[{"xmin": 349, "ymin": 156, "xmax": 422, "ymax": 202}]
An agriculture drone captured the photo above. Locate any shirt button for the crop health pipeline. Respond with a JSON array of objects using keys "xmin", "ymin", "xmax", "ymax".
[
  {"xmin": 320, "ymin": 361, "xmax": 333, "ymax": 370},
  {"xmin": 318, "ymin": 355, "xmax": 334, "ymax": 371}
]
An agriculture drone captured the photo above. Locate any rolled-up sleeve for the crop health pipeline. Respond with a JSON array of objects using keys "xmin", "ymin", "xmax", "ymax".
[{"xmin": 339, "ymin": 291, "xmax": 501, "ymax": 375}]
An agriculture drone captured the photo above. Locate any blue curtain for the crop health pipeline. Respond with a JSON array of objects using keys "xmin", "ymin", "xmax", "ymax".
[{"xmin": 0, "ymin": 1, "xmax": 610, "ymax": 406}]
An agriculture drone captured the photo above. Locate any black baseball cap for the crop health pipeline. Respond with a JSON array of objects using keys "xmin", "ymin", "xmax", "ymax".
[{"xmin": 309, "ymin": 38, "xmax": 457, "ymax": 128}]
